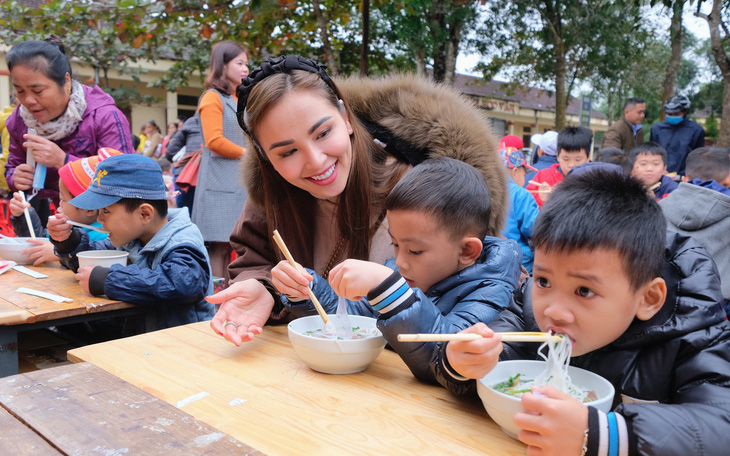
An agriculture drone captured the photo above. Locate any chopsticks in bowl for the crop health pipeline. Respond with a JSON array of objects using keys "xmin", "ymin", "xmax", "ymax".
[
  {"xmin": 397, "ymin": 332, "xmax": 563, "ymax": 343},
  {"xmin": 272, "ymin": 230, "xmax": 331, "ymax": 325}
]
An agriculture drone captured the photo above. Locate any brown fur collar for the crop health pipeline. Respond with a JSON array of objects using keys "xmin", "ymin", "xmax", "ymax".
[{"xmin": 241, "ymin": 74, "xmax": 507, "ymax": 235}]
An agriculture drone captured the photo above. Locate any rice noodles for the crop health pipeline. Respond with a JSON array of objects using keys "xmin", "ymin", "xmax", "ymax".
[{"xmin": 492, "ymin": 333, "xmax": 596, "ymax": 402}]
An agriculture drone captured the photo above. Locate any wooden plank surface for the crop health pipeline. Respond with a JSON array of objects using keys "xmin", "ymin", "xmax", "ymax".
[
  {"xmin": 0, "ymin": 406, "xmax": 61, "ymax": 455},
  {"xmin": 69, "ymin": 322, "xmax": 527, "ymax": 456},
  {"xmin": 0, "ymin": 362, "xmax": 264, "ymax": 455},
  {"xmin": 0, "ymin": 263, "xmax": 134, "ymax": 324}
]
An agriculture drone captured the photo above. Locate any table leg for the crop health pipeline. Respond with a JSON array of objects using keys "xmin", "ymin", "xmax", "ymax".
[{"xmin": 0, "ymin": 328, "xmax": 19, "ymax": 378}]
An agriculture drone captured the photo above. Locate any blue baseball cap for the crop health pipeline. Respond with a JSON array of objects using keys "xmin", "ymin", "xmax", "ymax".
[
  {"xmin": 500, "ymin": 147, "xmax": 537, "ymax": 171},
  {"xmin": 70, "ymin": 154, "xmax": 167, "ymax": 210}
]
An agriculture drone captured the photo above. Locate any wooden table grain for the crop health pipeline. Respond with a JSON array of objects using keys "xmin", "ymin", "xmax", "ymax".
[
  {"xmin": 0, "ymin": 262, "xmax": 148, "ymax": 377},
  {"xmin": 69, "ymin": 322, "xmax": 527, "ymax": 456},
  {"xmin": 0, "ymin": 362, "xmax": 263, "ymax": 455}
]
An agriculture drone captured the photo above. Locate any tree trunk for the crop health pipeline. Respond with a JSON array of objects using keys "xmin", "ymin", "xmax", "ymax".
[
  {"xmin": 312, "ymin": 0, "xmax": 339, "ymax": 76},
  {"xmin": 661, "ymin": 1, "xmax": 684, "ymax": 121},
  {"xmin": 415, "ymin": 47, "xmax": 426, "ymax": 78},
  {"xmin": 444, "ymin": 14, "xmax": 464, "ymax": 86},
  {"xmin": 359, "ymin": 0, "xmax": 370, "ymax": 76},
  {"xmin": 698, "ymin": 0, "xmax": 730, "ymax": 147},
  {"xmin": 429, "ymin": 0, "xmax": 447, "ymax": 82}
]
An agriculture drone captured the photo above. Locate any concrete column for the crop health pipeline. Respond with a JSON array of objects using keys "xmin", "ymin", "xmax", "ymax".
[
  {"xmin": 166, "ymin": 91, "xmax": 177, "ymax": 126},
  {"xmin": 0, "ymin": 72, "xmax": 10, "ymax": 108}
]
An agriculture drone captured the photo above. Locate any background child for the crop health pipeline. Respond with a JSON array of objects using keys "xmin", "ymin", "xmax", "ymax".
[
  {"xmin": 8, "ymin": 148, "xmax": 119, "ymax": 264},
  {"xmin": 525, "ymin": 130, "xmax": 558, "ymax": 183},
  {"xmin": 526, "ymin": 126, "xmax": 592, "ymax": 208},
  {"xmin": 272, "ymin": 158, "xmax": 522, "ymax": 383},
  {"xmin": 47, "ymin": 154, "xmax": 215, "ymax": 331},
  {"xmin": 500, "ymin": 147, "xmax": 539, "ymax": 273},
  {"xmin": 433, "ymin": 169, "xmax": 730, "ymax": 455},
  {"xmin": 628, "ymin": 141, "xmax": 678, "ymax": 200},
  {"xmin": 659, "ymin": 146, "xmax": 730, "ymax": 315}
]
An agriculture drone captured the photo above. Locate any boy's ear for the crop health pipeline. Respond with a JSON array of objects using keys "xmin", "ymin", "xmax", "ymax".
[
  {"xmin": 681, "ymin": 175, "xmax": 690, "ymax": 183},
  {"xmin": 86, "ymin": 208, "xmax": 98, "ymax": 217},
  {"xmin": 138, "ymin": 203, "xmax": 155, "ymax": 223},
  {"xmin": 459, "ymin": 237, "xmax": 483, "ymax": 265},
  {"xmin": 635, "ymin": 277, "xmax": 667, "ymax": 321}
]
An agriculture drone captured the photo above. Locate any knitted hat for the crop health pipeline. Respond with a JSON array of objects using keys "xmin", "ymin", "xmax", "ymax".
[
  {"xmin": 57, "ymin": 148, "xmax": 123, "ymax": 197},
  {"xmin": 499, "ymin": 134, "xmax": 524, "ymax": 150},
  {"xmin": 530, "ymin": 131, "xmax": 559, "ymax": 156},
  {"xmin": 70, "ymin": 154, "xmax": 167, "ymax": 210}
]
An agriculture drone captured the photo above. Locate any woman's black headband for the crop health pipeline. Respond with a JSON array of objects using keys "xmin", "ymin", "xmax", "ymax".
[{"xmin": 235, "ymin": 55, "xmax": 339, "ymax": 136}]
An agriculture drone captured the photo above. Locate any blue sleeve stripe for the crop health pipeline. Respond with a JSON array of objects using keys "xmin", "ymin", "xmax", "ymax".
[
  {"xmin": 607, "ymin": 412, "xmax": 618, "ymax": 456},
  {"xmin": 371, "ymin": 281, "xmax": 410, "ymax": 311}
]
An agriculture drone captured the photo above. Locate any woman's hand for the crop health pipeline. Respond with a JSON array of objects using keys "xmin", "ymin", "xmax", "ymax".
[
  {"xmin": 8, "ymin": 192, "xmax": 29, "ymax": 217},
  {"xmin": 24, "ymin": 133, "xmax": 67, "ymax": 169},
  {"xmin": 12, "ymin": 164, "xmax": 35, "ymax": 191},
  {"xmin": 328, "ymin": 259, "xmax": 393, "ymax": 301},
  {"xmin": 444, "ymin": 323, "xmax": 503, "ymax": 379},
  {"xmin": 207, "ymin": 279, "xmax": 273, "ymax": 346},
  {"xmin": 46, "ymin": 214, "xmax": 73, "ymax": 242},
  {"xmin": 23, "ymin": 239, "xmax": 57, "ymax": 265},
  {"xmin": 271, "ymin": 259, "xmax": 313, "ymax": 300}
]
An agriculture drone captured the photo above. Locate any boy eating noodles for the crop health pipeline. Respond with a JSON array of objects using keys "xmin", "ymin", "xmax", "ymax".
[
  {"xmin": 628, "ymin": 141, "xmax": 678, "ymax": 200},
  {"xmin": 433, "ymin": 170, "xmax": 730, "ymax": 455},
  {"xmin": 526, "ymin": 126, "xmax": 592, "ymax": 208},
  {"xmin": 272, "ymin": 158, "xmax": 522, "ymax": 383},
  {"xmin": 47, "ymin": 154, "xmax": 215, "ymax": 331}
]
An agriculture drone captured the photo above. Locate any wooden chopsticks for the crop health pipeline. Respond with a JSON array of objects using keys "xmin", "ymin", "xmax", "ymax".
[
  {"xmin": 397, "ymin": 332, "xmax": 563, "ymax": 343},
  {"xmin": 272, "ymin": 230, "xmax": 331, "ymax": 325}
]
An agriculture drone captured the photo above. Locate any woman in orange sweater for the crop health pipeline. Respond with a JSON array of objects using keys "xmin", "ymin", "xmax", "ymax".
[{"xmin": 192, "ymin": 41, "xmax": 249, "ymax": 279}]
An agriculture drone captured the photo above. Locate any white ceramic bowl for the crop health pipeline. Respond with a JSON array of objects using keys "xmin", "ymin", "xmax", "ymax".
[
  {"xmin": 287, "ymin": 315, "xmax": 386, "ymax": 374},
  {"xmin": 77, "ymin": 250, "xmax": 129, "ymax": 269},
  {"xmin": 477, "ymin": 360, "xmax": 615, "ymax": 439},
  {"xmin": 0, "ymin": 237, "xmax": 51, "ymax": 265}
]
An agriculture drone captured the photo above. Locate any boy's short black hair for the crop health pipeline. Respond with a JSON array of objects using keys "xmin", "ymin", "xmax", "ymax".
[
  {"xmin": 533, "ymin": 170, "xmax": 666, "ymax": 291},
  {"xmin": 557, "ymin": 126, "xmax": 593, "ymax": 157},
  {"xmin": 628, "ymin": 141, "xmax": 668, "ymax": 167},
  {"xmin": 685, "ymin": 147, "xmax": 730, "ymax": 182},
  {"xmin": 597, "ymin": 147, "xmax": 630, "ymax": 174},
  {"xmin": 118, "ymin": 198, "xmax": 168, "ymax": 219},
  {"xmin": 385, "ymin": 157, "xmax": 490, "ymax": 240}
]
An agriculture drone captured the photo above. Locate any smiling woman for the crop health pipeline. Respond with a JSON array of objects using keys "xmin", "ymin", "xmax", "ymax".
[
  {"xmin": 3, "ymin": 37, "xmax": 134, "ymax": 211},
  {"xmin": 207, "ymin": 55, "xmax": 509, "ymax": 346}
]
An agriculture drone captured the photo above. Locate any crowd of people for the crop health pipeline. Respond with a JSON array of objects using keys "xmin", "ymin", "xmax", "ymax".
[{"xmin": 1, "ymin": 37, "xmax": 730, "ymax": 455}]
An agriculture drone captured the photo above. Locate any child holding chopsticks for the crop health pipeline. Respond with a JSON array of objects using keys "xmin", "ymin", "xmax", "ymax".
[
  {"xmin": 272, "ymin": 158, "xmax": 522, "ymax": 383},
  {"xmin": 7, "ymin": 148, "xmax": 120, "ymax": 264},
  {"xmin": 434, "ymin": 169, "xmax": 730, "ymax": 455}
]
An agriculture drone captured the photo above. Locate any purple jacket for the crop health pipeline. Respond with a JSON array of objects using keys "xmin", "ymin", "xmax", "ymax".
[{"xmin": 4, "ymin": 84, "xmax": 134, "ymax": 202}]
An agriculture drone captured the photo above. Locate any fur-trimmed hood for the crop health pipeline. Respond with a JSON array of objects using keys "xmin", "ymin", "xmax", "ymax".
[{"xmin": 241, "ymin": 73, "xmax": 507, "ymax": 235}]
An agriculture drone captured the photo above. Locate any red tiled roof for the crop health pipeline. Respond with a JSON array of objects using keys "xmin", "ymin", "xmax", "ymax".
[{"xmin": 453, "ymin": 73, "xmax": 607, "ymax": 120}]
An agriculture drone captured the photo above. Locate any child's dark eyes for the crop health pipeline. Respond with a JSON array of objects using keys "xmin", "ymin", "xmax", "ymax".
[
  {"xmin": 409, "ymin": 250, "xmax": 422, "ymax": 256},
  {"xmin": 535, "ymin": 277, "xmax": 550, "ymax": 288},
  {"xmin": 576, "ymin": 287, "xmax": 596, "ymax": 298}
]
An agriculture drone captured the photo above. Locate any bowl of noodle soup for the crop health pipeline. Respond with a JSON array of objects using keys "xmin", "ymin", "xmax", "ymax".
[
  {"xmin": 287, "ymin": 315, "xmax": 386, "ymax": 374},
  {"xmin": 476, "ymin": 336, "xmax": 615, "ymax": 439}
]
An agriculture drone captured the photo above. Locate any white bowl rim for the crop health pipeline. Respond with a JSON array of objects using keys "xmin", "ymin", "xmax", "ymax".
[{"xmin": 77, "ymin": 250, "xmax": 129, "ymax": 259}]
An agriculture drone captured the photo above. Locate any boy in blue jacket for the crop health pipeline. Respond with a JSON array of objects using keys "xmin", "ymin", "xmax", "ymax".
[
  {"xmin": 47, "ymin": 154, "xmax": 215, "ymax": 331},
  {"xmin": 272, "ymin": 157, "xmax": 522, "ymax": 383},
  {"xmin": 432, "ymin": 169, "xmax": 730, "ymax": 455},
  {"xmin": 500, "ymin": 147, "xmax": 539, "ymax": 273},
  {"xmin": 628, "ymin": 141, "xmax": 677, "ymax": 200}
]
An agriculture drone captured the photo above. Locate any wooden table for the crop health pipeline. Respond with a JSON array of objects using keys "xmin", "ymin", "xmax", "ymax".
[
  {"xmin": 0, "ymin": 362, "xmax": 263, "ymax": 455},
  {"xmin": 0, "ymin": 263, "xmax": 148, "ymax": 377},
  {"xmin": 69, "ymin": 322, "xmax": 527, "ymax": 455}
]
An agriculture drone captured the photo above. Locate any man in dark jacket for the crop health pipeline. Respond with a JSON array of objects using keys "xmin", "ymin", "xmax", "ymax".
[
  {"xmin": 601, "ymin": 97, "xmax": 645, "ymax": 153},
  {"xmin": 650, "ymin": 94, "xmax": 705, "ymax": 175},
  {"xmin": 432, "ymin": 170, "xmax": 730, "ymax": 456}
]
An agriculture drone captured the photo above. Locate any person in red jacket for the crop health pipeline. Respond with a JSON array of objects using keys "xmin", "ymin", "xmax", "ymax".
[{"xmin": 526, "ymin": 126, "xmax": 592, "ymax": 208}]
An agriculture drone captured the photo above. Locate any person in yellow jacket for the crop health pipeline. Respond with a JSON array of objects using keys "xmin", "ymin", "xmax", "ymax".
[{"xmin": 0, "ymin": 97, "xmax": 18, "ymax": 194}]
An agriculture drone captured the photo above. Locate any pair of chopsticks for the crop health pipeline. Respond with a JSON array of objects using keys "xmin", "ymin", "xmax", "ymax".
[
  {"xmin": 67, "ymin": 220, "xmax": 110, "ymax": 234},
  {"xmin": 527, "ymin": 180, "xmax": 552, "ymax": 194},
  {"xmin": 272, "ymin": 230, "xmax": 331, "ymax": 325},
  {"xmin": 18, "ymin": 191, "xmax": 35, "ymax": 239},
  {"xmin": 397, "ymin": 332, "xmax": 563, "ymax": 343}
]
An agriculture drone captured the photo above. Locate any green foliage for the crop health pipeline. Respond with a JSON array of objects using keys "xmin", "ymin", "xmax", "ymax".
[{"xmin": 704, "ymin": 115, "xmax": 719, "ymax": 139}]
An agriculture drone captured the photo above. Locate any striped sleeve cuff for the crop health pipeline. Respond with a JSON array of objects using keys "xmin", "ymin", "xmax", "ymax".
[
  {"xmin": 366, "ymin": 270, "xmax": 415, "ymax": 315},
  {"xmin": 586, "ymin": 408, "xmax": 629, "ymax": 456}
]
